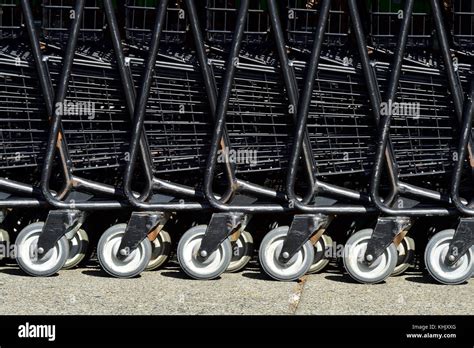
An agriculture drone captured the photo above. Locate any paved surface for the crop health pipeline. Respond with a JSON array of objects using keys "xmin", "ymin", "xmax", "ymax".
[{"xmin": 0, "ymin": 259, "xmax": 471, "ymax": 315}]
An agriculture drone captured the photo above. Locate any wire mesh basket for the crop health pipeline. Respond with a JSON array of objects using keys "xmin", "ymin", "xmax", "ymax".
[
  {"xmin": 125, "ymin": 0, "xmax": 188, "ymax": 46},
  {"xmin": 46, "ymin": 49, "xmax": 131, "ymax": 173},
  {"xmin": 375, "ymin": 62, "xmax": 458, "ymax": 178},
  {"xmin": 0, "ymin": 44, "xmax": 49, "ymax": 171},
  {"xmin": 452, "ymin": 0, "xmax": 474, "ymax": 52},
  {"xmin": 293, "ymin": 50, "xmax": 376, "ymax": 177},
  {"xmin": 128, "ymin": 52, "xmax": 214, "ymax": 178},
  {"xmin": 206, "ymin": 0, "xmax": 271, "ymax": 45},
  {"xmin": 369, "ymin": 0, "xmax": 433, "ymax": 49},
  {"xmin": 41, "ymin": 0, "xmax": 106, "ymax": 44},
  {"xmin": 210, "ymin": 56, "xmax": 292, "ymax": 174},
  {"xmin": 286, "ymin": 0, "xmax": 350, "ymax": 49},
  {"xmin": 0, "ymin": 0, "xmax": 23, "ymax": 40}
]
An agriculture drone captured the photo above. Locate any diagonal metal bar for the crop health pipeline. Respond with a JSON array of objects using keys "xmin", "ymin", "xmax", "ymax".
[{"xmin": 347, "ymin": 0, "xmax": 455, "ymax": 216}]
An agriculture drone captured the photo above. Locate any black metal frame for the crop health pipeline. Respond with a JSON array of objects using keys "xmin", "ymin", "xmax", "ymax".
[
  {"xmin": 449, "ymin": 78, "xmax": 474, "ymax": 264},
  {"xmin": 0, "ymin": 0, "xmax": 74, "ymax": 209},
  {"xmin": 369, "ymin": 0, "xmax": 470, "ymax": 217},
  {"xmin": 203, "ymin": 0, "xmax": 347, "ymax": 214},
  {"xmin": 121, "ymin": 0, "xmax": 237, "ymax": 212},
  {"xmin": 36, "ymin": 0, "xmax": 155, "ymax": 211}
]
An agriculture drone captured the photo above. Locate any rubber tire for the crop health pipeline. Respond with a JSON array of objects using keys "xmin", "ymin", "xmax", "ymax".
[
  {"xmin": 0, "ymin": 229, "xmax": 10, "ymax": 261},
  {"xmin": 97, "ymin": 224, "xmax": 152, "ymax": 278},
  {"xmin": 15, "ymin": 222, "xmax": 69, "ymax": 277},
  {"xmin": 177, "ymin": 225, "xmax": 232, "ymax": 280},
  {"xmin": 259, "ymin": 226, "xmax": 314, "ymax": 281},
  {"xmin": 424, "ymin": 229, "xmax": 473, "ymax": 285},
  {"xmin": 145, "ymin": 230, "xmax": 172, "ymax": 271},
  {"xmin": 392, "ymin": 235, "xmax": 415, "ymax": 276},
  {"xmin": 343, "ymin": 229, "xmax": 398, "ymax": 284},
  {"xmin": 63, "ymin": 229, "xmax": 89, "ymax": 270},
  {"xmin": 226, "ymin": 230, "xmax": 254, "ymax": 273},
  {"xmin": 308, "ymin": 234, "xmax": 332, "ymax": 274}
]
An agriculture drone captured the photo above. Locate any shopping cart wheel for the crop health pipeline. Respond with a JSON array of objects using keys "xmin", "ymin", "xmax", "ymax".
[
  {"xmin": 424, "ymin": 229, "xmax": 473, "ymax": 285},
  {"xmin": 392, "ymin": 235, "xmax": 415, "ymax": 276},
  {"xmin": 97, "ymin": 224, "xmax": 152, "ymax": 278},
  {"xmin": 343, "ymin": 229, "xmax": 397, "ymax": 284},
  {"xmin": 177, "ymin": 225, "xmax": 232, "ymax": 280},
  {"xmin": 308, "ymin": 234, "xmax": 332, "ymax": 274},
  {"xmin": 63, "ymin": 229, "xmax": 89, "ymax": 270},
  {"xmin": 259, "ymin": 226, "xmax": 314, "ymax": 281},
  {"xmin": 0, "ymin": 229, "xmax": 10, "ymax": 261},
  {"xmin": 145, "ymin": 230, "xmax": 172, "ymax": 271},
  {"xmin": 226, "ymin": 230, "xmax": 253, "ymax": 273},
  {"xmin": 15, "ymin": 222, "xmax": 69, "ymax": 277}
]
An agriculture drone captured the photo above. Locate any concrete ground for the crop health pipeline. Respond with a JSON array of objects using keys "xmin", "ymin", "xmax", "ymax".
[{"xmin": 0, "ymin": 259, "xmax": 471, "ymax": 315}]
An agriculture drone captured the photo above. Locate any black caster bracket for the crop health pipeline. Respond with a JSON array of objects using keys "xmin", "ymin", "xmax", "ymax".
[
  {"xmin": 278, "ymin": 214, "xmax": 329, "ymax": 264},
  {"xmin": 445, "ymin": 218, "xmax": 474, "ymax": 265},
  {"xmin": 116, "ymin": 212, "xmax": 168, "ymax": 261},
  {"xmin": 364, "ymin": 216, "xmax": 412, "ymax": 266},
  {"xmin": 37, "ymin": 210, "xmax": 86, "ymax": 259},
  {"xmin": 198, "ymin": 213, "xmax": 247, "ymax": 260}
]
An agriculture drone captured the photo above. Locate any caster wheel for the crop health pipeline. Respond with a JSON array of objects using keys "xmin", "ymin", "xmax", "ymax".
[
  {"xmin": 424, "ymin": 229, "xmax": 473, "ymax": 285},
  {"xmin": 343, "ymin": 229, "xmax": 397, "ymax": 284},
  {"xmin": 226, "ymin": 230, "xmax": 253, "ymax": 273},
  {"xmin": 146, "ymin": 230, "xmax": 172, "ymax": 271},
  {"xmin": 63, "ymin": 229, "xmax": 89, "ymax": 270},
  {"xmin": 177, "ymin": 225, "xmax": 232, "ymax": 280},
  {"xmin": 15, "ymin": 222, "xmax": 69, "ymax": 277},
  {"xmin": 308, "ymin": 234, "xmax": 332, "ymax": 274},
  {"xmin": 97, "ymin": 224, "xmax": 152, "ymax": 278},
  {"xmin": 0, "ymin": 229, "xmax": 10, "ymax": 261},
  {"xmin": 392, "ymin": 235, "xmax": 415, "ymax": 276},
  {"xmin": 259, "ymin": 226, "xmax": 314, "ymax": 281}
]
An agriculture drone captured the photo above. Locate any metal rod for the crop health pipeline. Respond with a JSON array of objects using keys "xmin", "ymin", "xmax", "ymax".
[
  {"xmin": 268, "ymin": 0, "xmax": 316, "ymax": 205},
  {"xmin": 122, "ymin": 0, "xmax": 169, "ymax": 207},
  {"xmin": 451, "ymin": 79, "xmax": 474, "ymax": 215},
  {"xmin": 356, "ymin": 0, "xmax": 454, "ymax": 216}
]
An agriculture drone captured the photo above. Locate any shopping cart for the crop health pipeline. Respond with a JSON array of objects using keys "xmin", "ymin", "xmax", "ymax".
[{"xmin": 365, "ymin": 0, "xmax": 474, "ymax": 285}]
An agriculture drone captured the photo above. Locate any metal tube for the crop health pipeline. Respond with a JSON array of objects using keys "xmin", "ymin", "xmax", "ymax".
[
  {"xmin": 19, "ymin": 0, "xmax": 72, "ymax": 202},
  {"xmin": 122, "ymin": 0, "xmax": 169, "ymax": 206},
  {"xmin": 103, "ymin": 0, "xmax": 154, "ymax": 202},
  {"xmin": 285, "ymin": 0, "xmax": 331, "ymax": 207},
  {"xmin": 451, "ymin": 80, "xmax": 474, "ymax": 215},
  {"xmin": 185, "ymin": 0, "xmax": 237, "ymax": 204},
  {"xmin": 356, "ymin": 0, "xmax": 454, "ymax": 216},
  {"xmin": 40, "ymin": 0, "xmax": 86, "ymax": 207},
  {"xmin": 268, "ymin": 0, "xmax": 317, "ymax": 203}
]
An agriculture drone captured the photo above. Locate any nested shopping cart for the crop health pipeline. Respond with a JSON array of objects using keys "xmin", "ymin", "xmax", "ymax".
[
  {"xmin": 13, "ymin": 0, "xmax": 157, "ymax": 277},
  {"xmin": 0, "ymin": 0, "xmax": 73, "ymax": 265},
  {"xmin": 98, "ymin": 1, "xmax": 227, "ymax": 277},
  {"xmin": 364, "ymin": 0, "xmax": 474, "ymax": 285},
  {"xmin": 447, "ymin": 0, "xmax": 474, "ymax": 285},
  {"xmin": 0, "ymin": 40, "xmax": 48, "ymax": 260},
  {"xmin": 95, "ymin": 0, "xmax": 247, "ymax": 279},
  {"xmin": 254, "ymin": 0, "xmax": 385, "ymax": 282},
  {"xmin": 181, "ymin": 0, "xmax": 337, "ymax": 281}
]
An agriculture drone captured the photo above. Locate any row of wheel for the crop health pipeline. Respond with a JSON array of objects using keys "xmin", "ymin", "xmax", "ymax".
[{"xmin": 8, "ymin": 220, "xmax": 471, "ymax": 285}]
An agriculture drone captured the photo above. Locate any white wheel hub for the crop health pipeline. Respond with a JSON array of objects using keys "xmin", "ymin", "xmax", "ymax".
[
  {"xmin": 259, "ymin": 227, "xmax": 314, "ymax": 281},
  {"xmin": 425, "ymin": 230, "xmax": 473, "ymax": 284},
  {"xmin": 177, "ymin": 225, "xmax": 232, "ymax": 280},
  {"xmin": 343, "ymin": 229, "xmax": 397, "ymax": 284}
]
